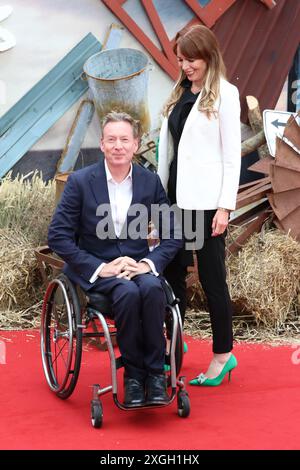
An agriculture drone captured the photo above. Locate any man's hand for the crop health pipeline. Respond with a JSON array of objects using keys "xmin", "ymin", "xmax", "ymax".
[
  {"xmin": 212, "ymin": 209, "xmax": 229, "ymax": 237},
  {"xmin": 99, "ymin": 256, "xmax": 139, "ymax": 278},
  {"xmin": 117, "ymin": 261, "xmax": 151, "ymax": 280}
]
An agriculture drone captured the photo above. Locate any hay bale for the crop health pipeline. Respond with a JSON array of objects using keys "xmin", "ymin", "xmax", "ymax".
[
  {"xmin": 0, "ymin": 172, "xmax": 56, "ymax": 329},
  {"xmin": 0, "ymin": 228, "xmax": 42, "ymax": 322},
  {"xmin": 227, "ymin": 229, "xmax": 300, "ymax": 327},
  {"xmin": 0, "ymin": 171, "xmax": 56, "ymax": 246},
  {"xmin": 187, "ymin": 229, "xmax": 300, "ymax": 330}
]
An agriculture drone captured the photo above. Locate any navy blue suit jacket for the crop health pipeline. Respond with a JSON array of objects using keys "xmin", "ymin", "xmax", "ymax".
[{"xmin": 48, "ymin": 160, "xmax": 183, "ymax": 291}]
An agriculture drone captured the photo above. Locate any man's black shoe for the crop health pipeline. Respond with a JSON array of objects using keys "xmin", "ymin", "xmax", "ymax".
[
  {"xmin": 124, "ymin": 377, "xmax": 146, "ymax": 407},
  {"xmin": 146, "ymin": 373, "xmax": 169, "ymax": 405}
]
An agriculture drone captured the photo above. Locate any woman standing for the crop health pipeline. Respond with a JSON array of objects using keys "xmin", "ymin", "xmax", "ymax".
[{"xmin": 157, "ymin": 24, "xmax": 241, "ymax": 386}]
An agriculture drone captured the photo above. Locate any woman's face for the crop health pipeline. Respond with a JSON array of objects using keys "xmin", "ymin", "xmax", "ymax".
[{"xmin": 177, "ymin": 45, "xmax": 207, "ymax": 86}]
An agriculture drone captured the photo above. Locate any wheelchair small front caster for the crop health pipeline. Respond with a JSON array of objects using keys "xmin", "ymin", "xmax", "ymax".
[
  {"xmin": 91, "ymin": 399, "xmax": 103, "ymax": 428},
  {"xmin": 177, "ymin": 391, "xmax": 190, "ymax": 418}
]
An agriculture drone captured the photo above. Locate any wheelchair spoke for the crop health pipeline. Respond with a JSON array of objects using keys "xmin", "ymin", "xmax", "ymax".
[
  {"xmin": 52, "ymin": 337, "xmax": 69, "ymax": 368},
  {"xmin": 40, "ymin": 275, "xmax": 84, "ymax": 397}
]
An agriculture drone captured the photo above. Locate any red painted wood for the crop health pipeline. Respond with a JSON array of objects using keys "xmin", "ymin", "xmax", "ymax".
[
  {"xmin": 102, "ymin": 0, "xmax": 178, "ymax": 79},
  {"xmin": 184, "ymin": 0, "xmax": 237, "ymax": 27},
  {"xmin": 140, "ymin": 0, "xmax": 177, "ymax": 66}
]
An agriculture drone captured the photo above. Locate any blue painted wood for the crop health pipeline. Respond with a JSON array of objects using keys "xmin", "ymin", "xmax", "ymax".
[
  {"xmin": 0, "ymin": 33, "xmax": 102, "ymax": 178},
  {"xmin": 57, "ymin": 99, "xmax": 95, "ymax": 173},
  {"xmin": 103, "ymin": 23, "xmax": 124, "ymax": 50}
]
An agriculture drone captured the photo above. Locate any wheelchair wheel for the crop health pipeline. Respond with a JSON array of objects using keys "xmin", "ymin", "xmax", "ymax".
[
  {"xmin": 40, "ymin": 274, "xmax": 83, "ymax": 399},
  {"xmin": 177, "ymin": 391, "xmax": 190, "ymax": 418},
  {"xmin": 165, "ymin": 306, "xmax": 184, "ymax": 377},
  {"xmin": 91, "ymin": 399, "xmax": 103, "ymax": 428}
]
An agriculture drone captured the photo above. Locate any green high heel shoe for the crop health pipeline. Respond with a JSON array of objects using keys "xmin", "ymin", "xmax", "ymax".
[
  {"xmin": 164, "ymin": 342, "xmax": 188, "ymax": 372},
  {"xmin": 189, "ymin": 354, "xmax": 237, "ymax": 386}
]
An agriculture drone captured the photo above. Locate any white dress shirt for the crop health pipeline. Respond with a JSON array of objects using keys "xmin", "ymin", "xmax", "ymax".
[{"xmin": 89, "ymin": 160, "xmax": 158, "ymax": 283}]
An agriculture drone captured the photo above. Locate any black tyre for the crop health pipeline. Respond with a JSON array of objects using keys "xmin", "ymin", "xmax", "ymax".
[
  {"xmin": 165, "ymin": 306, "xmax": 184, "ymax": 377},
  {"xmin": 40, "ymin": 274, "xmax": 83, "ymax": 399},
  {"xmin": 91, "ymin": 399, "xmax": 103, "ymax": 428},
  {"xmin": 177, "ymin": 392, "xmax": 190, "ymax": 418}
]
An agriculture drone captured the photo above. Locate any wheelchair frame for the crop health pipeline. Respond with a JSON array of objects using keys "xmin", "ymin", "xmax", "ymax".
[{"xmin": 40, "ymin": 267, "xmax": 190, "ymax": 428}]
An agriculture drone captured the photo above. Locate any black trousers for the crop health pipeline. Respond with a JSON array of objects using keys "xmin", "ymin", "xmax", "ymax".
[
  {"xmin": 164, "ymin": 234, "xmax": 233, "ymax": 354},
  {"xmin": 90, "ymin": 274, "xmax": 166, "ymax": 380}
]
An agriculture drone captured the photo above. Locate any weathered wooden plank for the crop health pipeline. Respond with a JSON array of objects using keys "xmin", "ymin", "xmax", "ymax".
[
  {"xmin": 236, "ymin": 183, "xmax": 272, "ymax": 209},
  {"xmin": 274, "ymin": 206, "xmax": 300, "ymax": 241},
  {"xmin": 228, "ymin": 210, "xmax": 270, "ymax": 255},
  {"xmin": 102, "ymin": 23, "xmax": 124, "ymax": 50},
  {"xmin": 283, "ymin": 114, "xmax": 300, "ymax": 152},
  {"xmin": 230, "ymin": 200, "xmax": 270, "ymax": 226},
  {"xmin": 248, "ymin": 155, "xmax": 273, "ymax": 175},
  {"xmin": 238, "ymin": 177, "xmax": 270, "ymax": 196},
  {"xmin": 268, "ymin": 189, "xmax": 300, "ymax": 220},
  {"xmin": 57, "ymin": 100, "xmax": 95, "ymax": 174}
]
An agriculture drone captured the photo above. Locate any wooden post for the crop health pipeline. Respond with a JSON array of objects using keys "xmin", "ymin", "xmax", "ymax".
[
  {"xmin": 241, "ymin": 130, "xmax": 266, "ymax": 157},
  {"xmin": 259, "ymin": 0, "xmax": 277, "ymax": 9},
  {"xmin": 246, "ymin": 95, "xmax": 269, "ymax": 159}
]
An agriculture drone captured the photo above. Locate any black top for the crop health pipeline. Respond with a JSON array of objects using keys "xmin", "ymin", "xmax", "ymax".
[{"xmin": 167, "ymin": 79, "xmax": 199, "ymax": 204}]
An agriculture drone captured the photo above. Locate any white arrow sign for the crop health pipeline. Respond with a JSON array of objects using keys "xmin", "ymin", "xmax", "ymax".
[{"xmin": 263, "ymin": 110, "xmax": 300, "ymax": 157}]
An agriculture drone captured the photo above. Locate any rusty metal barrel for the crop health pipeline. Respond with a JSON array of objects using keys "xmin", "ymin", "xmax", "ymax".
[{"xmin": 83, "ymin": 48, "xmax": 150, "ymax": 135}]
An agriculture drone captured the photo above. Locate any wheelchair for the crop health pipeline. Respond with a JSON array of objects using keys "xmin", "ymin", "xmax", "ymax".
[{"xmin": 40, "ymin": 271, "xmax": 191, "ymax": 428}]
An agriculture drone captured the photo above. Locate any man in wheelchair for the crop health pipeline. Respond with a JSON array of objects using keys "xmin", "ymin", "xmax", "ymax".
[{"xmin": 48, "ymin": 111, "xmax": 183, "ymax": 408}]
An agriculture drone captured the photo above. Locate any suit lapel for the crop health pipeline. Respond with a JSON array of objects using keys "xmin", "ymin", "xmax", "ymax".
[
  {"xmin": 89, "ymin": 159, "xmax": 110, "ymax": 206},
  {"xmin": 130, "ymin": 163, "xmax": 138, "ymax": 206},
  {"xmin": 89, "ymin": 159, "xmax": 117, "ymax": 238}
]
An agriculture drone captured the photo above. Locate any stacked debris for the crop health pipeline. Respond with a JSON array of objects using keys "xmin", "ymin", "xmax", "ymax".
[
  {"xmin": 229, "ymin": 104, "xmax": 300, "ymax": 254},
  {"xmin": 269, "ymin": 116, "xmax": 300, "ymax": 239}
]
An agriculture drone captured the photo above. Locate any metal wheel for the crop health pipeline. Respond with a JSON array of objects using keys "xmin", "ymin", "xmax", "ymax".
[
  {"xmin": 165, "ymin": 306, "xmax": 184, "ymax": 377},
  {"xmin": 91, "ymin": 399, "xmax": 103, "ymax": 428},
  {"xmin": 40, "ymin": 274, "xmax": 83, "ymax": 399},
  {"xmin": 177, "ymin": 391, "xmax": 190, "ymax": 418}
]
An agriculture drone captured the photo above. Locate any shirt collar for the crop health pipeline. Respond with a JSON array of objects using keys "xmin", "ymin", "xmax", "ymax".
[{"xmin": 104, "ymin": 159, "xmax": 132, "ymax": 184}]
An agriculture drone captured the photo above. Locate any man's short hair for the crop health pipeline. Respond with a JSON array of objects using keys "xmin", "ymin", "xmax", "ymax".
[{"xmin": 101, "ymin": 111, "xmax": 141, "ymax": 140}]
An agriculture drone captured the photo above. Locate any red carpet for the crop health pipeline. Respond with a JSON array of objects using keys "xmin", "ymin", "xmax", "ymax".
[{"xmin": 0, "ymin": 330, "xmax": 300, "ymax": 450}]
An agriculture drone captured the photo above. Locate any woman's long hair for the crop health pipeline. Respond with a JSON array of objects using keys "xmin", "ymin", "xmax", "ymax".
[{"xmin": 163, "ymin": 25, "xmax": 226, "ymax": 118}]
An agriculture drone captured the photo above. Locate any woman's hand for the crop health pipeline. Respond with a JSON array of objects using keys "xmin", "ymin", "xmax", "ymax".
[{"xmin": 212, "ymin": 209, "xmax": 230, "ymax": 237}]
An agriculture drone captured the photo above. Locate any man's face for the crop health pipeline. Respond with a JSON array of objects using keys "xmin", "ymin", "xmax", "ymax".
[{"xmin": 100, "ymin": 121, "xmax": 138, "ymax": 169}]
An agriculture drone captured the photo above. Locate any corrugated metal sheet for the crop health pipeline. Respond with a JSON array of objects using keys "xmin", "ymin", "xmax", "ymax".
[
  {"xmin": 0, "ymin": 33, "xmax": 102, "ymax": 178},
  {"xmin": 212, "ymin": 0, "xmax": 300, "ymax": 122}
]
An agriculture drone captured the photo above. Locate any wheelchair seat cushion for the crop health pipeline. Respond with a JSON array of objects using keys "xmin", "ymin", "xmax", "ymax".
[{"xmin": 86, "ymin": 291, "xmax": 112, "ymax": 316}]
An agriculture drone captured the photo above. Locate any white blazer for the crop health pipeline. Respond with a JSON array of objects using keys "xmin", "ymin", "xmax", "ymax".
[{"xmin": 157, "ymin": 78, "xmax": 241, "ymax": 211}]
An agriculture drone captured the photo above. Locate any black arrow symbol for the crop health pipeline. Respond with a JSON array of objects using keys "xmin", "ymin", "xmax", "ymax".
[{"xmin": 271, "ymin": 119, "xmax": 287, "ymax": 129}]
